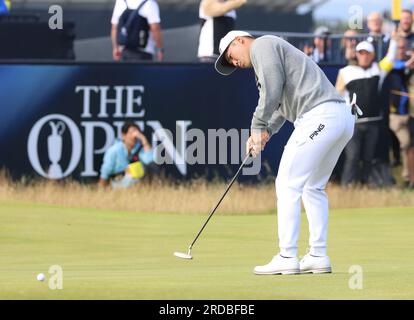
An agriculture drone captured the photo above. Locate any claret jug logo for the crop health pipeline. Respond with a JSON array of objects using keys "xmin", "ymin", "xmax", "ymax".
[{"xmin": 27, "ymin": 114, "xmax": 82, "ymax": 179}]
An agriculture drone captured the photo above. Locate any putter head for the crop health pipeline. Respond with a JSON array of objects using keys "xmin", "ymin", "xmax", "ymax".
[{"xmin": 173, "ymin": 251, "xmax": 193, "ymax": 260}]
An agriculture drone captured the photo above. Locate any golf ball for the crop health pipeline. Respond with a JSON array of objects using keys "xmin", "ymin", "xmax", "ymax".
[{"xmin": 37, "ymin": 273, "xmax": 45, "ymax": 282}]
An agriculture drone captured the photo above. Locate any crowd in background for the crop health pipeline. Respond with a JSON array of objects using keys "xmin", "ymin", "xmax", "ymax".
[
  {"xmin": 308, "ymin": 10, "xmax": 414, "ymax": 189},
  {"xmin": 109, "ymin": 0, "xmax": 248, "ymax": 63},
  {"xmin": 108, "ymin": 1, "xmax": 414, "ymax": 189},
  {"xmin": 108, "ymin": 2, "xmax": 414, "ymax": 189},
  {"xmin": 2, "ymin": 0, "xmax": 414, "ymax": 189},
  {"xmin": 0, "ymin": 0, "xmax": 10, "ymax": 15}
]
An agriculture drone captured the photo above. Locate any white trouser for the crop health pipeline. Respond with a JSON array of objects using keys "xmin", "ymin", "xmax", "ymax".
[{"xmin": 276, "ymin": 101, "xmax": 355, "ymax": 257}]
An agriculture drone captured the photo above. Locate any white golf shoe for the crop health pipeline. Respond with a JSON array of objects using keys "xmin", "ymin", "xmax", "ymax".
[
  {"xmin": 253, "ymin": 254, "xmax": 300, "ymax": 275},
  {"xmin": 299, "ymin": 253, "xmax": 332, "ymax": 274}
]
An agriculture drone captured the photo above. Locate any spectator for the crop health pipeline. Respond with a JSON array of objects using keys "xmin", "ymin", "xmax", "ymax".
[
  {"xmin": 335, "ymin": 38, "xmax": 397, "ymax": 186},
  {"xmin": 111, "ymin": 0, "xmax": 164, "ymax": 62},
  {"xmin": 198, "ymin": 0, "xmax": 247, "ymax": 62},
  {"xmin": 0, "ymin": 0, "xmax": 10, "ymax": 15},
  {"xmin": 366, "ymin": 12, "xmax": 390, "ymax": 59},
  {"xmin": 99, "ymin": 122, "xmax": 155, "ymax": 188},
  {"xmin": 340, "ymin": 29, "xmax": 358, "ymax": 65},
  {"xmin": 390, "ymin": 129, "xmax": 402, "ymax": 167},
  {"xmin": 409, "ymin": 108, "xmax": 414, "ymax": 189},
  {"xmin": 388, "ymin": 38, "xmax": 414, "ymax": 186},
  {"xmin": 303, "ymin": 26, "xmax": 332, "ymax": 63},
  {"xmin": 408, "ymin": 75, "xmax": 414, "ymax": 189},
  {"xmin": 398, "ymin": 9, "xmax": 414, "ymax": 50}
]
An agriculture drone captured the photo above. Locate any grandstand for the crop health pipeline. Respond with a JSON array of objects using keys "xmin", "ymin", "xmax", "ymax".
[
  {"xmin": 9, "ymin": 0, "xmax": 327, "ymax": 35},
  {"xmin": 5, "ymin": 0, "xmax": 330, "ymax": 61},
  {"xmin": 11, "ymin": 0, "xmax": 329, "ymax": 12}
]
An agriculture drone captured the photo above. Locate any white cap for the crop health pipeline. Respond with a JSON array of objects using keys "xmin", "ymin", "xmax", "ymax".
[
  {"xmin": 356, "ymin": 41, "xmax": 375, "ymax": 53},
  {"xmin": 314, "ymin": 26, "xmax": 331, "ymax": 37},
  {"xmin": 215, "ymin": 30, "xmax": 253, "ymax": 76}
]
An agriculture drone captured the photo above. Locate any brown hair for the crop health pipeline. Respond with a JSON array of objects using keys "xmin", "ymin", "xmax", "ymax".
[{"xmin": 121, "ymin": 121, "xmax": 140, "ymax": 134}]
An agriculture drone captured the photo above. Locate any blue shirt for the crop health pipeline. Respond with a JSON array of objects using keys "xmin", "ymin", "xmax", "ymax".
[
  {"xmin": 100, "ymin": 139, "xmax": 154, "ymax": 180},
  {"xmin": 0, "ymin": 1, "xmax": 9, "ymax": 14}
]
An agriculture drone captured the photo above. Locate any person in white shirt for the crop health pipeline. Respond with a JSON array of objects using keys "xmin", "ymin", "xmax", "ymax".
[
  {"xmin": 111, "ymin": 0, "xmax": 164, "ymax": 62},
  {"xmin": 198, "ymin": 0, "xmax": 247, "ymax": 62},
  {"xmin": 336, "ymin": 39, "xmax": 397, "ymax": 186}
]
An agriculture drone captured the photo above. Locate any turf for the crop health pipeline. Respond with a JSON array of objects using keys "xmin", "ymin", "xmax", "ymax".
[{"xmin": 0, "ymin": 201, "xmax": 413, "ymax": 299}]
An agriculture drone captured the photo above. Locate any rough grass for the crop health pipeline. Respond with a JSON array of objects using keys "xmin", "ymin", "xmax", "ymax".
[{"xmin": 0, "ymin": 171, "xmax": 413, "ymax": 215}]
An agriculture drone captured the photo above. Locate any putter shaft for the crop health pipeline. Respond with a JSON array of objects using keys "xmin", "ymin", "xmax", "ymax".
[{"xmin": 188, "ymin": 153, "xmax": 251, "ymax": 249}]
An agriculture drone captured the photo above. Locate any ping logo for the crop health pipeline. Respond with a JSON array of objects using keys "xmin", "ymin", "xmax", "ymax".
[{"xmin": 309, "ymin": 124, "xmax": 325, "ymax": 140}]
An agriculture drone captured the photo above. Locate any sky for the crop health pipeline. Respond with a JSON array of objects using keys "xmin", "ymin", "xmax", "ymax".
[{"xmin": 313, "ymin": 0, "xmax": 414, "ymax": 20}]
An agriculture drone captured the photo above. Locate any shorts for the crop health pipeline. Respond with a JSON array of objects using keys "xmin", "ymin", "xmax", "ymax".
[{"xmin": 409, "ymin": 116, "xmax": 414, "ymax": 148}]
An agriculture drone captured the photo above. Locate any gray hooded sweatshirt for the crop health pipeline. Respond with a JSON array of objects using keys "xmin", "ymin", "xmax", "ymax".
[{"xmin": 250, "ymin": 35, "xmax": 345, "ymax": 135}]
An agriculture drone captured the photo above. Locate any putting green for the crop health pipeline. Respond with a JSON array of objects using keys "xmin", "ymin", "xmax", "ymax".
[{"xmin": 0, "ymin": 201, "xmax": 413, "ymax": 299}]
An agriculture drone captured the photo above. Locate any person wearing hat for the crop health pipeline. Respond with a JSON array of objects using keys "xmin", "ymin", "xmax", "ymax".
[
  {"xmin": 336, "ymin": 37, "xmax": 398, "ymax": 187},
  {"xmin": 215, "ymin": 31, "xmax": 355, "ymax": 275},
  {"xmin": 303, "ymin": 26, "xmax": 332, "ymax": 63}
]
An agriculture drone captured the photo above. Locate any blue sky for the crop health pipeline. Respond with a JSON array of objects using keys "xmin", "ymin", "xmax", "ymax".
[{"xmin": 313, "ymin": 0, "xmax": 414, "ymax": 20}]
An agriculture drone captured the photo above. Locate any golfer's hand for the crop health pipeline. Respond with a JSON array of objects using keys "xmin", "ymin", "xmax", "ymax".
[{"xmin": 246, "ymin": 130, "xmax": 269, "ymax": 157}]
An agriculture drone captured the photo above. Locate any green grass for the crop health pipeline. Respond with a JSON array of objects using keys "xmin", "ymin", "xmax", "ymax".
[{"xmin": 0, "ymin": 201, "xmax": 413, "ymax": 299}]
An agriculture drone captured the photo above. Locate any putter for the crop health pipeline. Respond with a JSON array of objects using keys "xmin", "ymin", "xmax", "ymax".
[{"xmin": 174, "ymin": 152, "xmax": 252, "ymax": 260}]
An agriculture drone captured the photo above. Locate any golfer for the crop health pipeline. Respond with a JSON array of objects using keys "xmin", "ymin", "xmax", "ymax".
[{"xmin": 215, "ymin": 31, "xmax": 362, "ymax": 275}]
